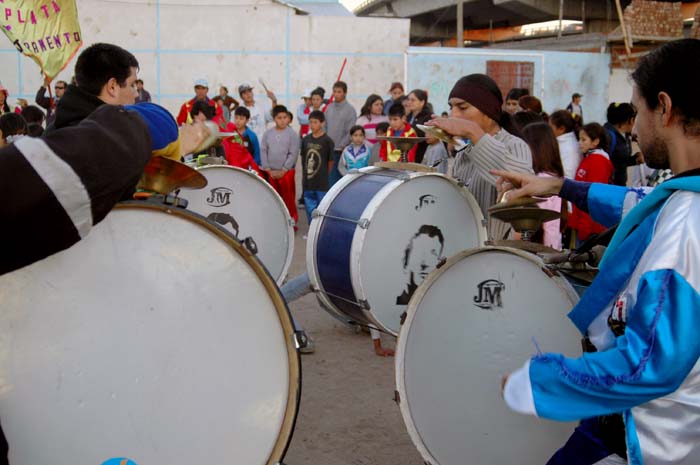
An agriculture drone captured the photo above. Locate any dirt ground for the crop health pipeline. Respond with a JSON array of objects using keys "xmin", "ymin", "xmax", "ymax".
[{"xmin": 281, "ymin": 215, "xmax": 425, "ymax": 465}]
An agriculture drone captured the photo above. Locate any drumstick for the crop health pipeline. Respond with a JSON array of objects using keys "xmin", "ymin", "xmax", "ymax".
[
  {"xmin": 258, "ymin": 77, "xmax": 270, "ymax": 93},
  {"xmin": 322, "ymin": 57, "xmax": 348, "ymax": 112}
]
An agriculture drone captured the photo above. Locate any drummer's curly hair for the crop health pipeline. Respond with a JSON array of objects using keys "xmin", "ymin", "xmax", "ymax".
[{"xmin": 402, "ymin": 225, "xmax": 445, "ymax": 268}]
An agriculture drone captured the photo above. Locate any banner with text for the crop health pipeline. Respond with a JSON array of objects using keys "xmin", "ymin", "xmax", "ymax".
[{"xmin": 1, "ymin": 0, "xmax": 83, "ymax": 80}]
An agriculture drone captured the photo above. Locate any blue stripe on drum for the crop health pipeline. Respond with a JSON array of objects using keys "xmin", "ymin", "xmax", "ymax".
[{"xmin": 316, "ymin": 173, "xmax": 396, "ymax": 323}]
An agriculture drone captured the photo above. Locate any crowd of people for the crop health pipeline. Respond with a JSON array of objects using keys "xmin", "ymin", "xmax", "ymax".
[
  {"xmin": 2, "ymin": 36, "xmax": 700, "ymax": 465},
  {"xmin": 1, "ymin": 61, "xmax": 668, "ymax": 252}
]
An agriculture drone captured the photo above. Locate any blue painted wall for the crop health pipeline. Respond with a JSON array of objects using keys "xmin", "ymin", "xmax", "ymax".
[{"xmin": 407, "ymin": 47, "xmax": 611, "ymax": 124}]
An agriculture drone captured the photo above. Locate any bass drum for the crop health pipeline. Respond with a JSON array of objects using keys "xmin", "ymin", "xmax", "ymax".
[
  {"xmin": 0, "ymin": 202, "xmax": 300, "ymax": 465},
  {"xmin": 179, "ymin": 165, "xmax": 295, "ymax": 285},
  {"xmin": 307, "ymin": 166, "xmax": 487, "ymax": 335},
  {"xmin": 395, "ymin": 246, "xmax": 581, "ymax": 465}
]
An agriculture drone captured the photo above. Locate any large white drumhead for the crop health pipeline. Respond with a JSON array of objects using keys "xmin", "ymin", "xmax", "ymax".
[
  {"xmin": 179, "ymin": 165, "xmax": 294, "ymax": 284},
  {"xmin": 355, "ymin": 173, "xmax": 486, "ymax": 334},
  {"xmin": 396, "ymin": 247, "xmax": 580, "ymax": 465},
  {"xmin": 0, "ymin": 203, "xmax": 299, "ymax": 465}
]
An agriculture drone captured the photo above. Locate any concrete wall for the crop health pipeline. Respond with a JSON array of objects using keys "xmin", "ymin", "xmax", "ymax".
[
  {"xmin": 0, "ymin": 0, "xmax": 409, "ymax": 124},
  {"xmin": 406, "ymin": 47, "xmax": 612, "ymax": 124},
  {"xmin": 608, "ymin": 67, "xmax": 634, "ymax": 105}
]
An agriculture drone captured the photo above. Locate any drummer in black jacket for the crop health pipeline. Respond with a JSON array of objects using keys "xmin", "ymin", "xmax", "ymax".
[{"xmin": 45, "ymin": 42, "xmax": 140, "ymax": 135}]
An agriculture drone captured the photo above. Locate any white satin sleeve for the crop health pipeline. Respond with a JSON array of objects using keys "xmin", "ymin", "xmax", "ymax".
[{"xmin": 503, "ymin": 359, "xmax": 537, "ymax": 416}]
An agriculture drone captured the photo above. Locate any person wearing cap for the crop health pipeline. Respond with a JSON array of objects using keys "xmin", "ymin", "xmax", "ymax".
[
  {"xmin": 297, "ymin": 87, "xmax": 316, "ymax": 138},
  {"xmin": 239, "ymin": 82, "xmax": 277, "ymax": 143},
  {"xmin": 566, "ymin": 92, "xmax": 583, "ymax": 121},
  {"xmin": 176, "ymin": 78, "xmax": 222, "ymax": 126},
  {"xmin": 426, "ymin": 73, "xmax": 533, "ymax": 241},
  {"xmin": 45, "ymin": 43, "xmax": 140, "ymax": 135},
  {"xmin": 383, "ymin": 81, "xmax": 406, "ymax": 115}
]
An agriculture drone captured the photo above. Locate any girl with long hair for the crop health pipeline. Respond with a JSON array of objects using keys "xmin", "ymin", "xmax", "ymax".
[{"xmin": 356, "ymin": 94, "xmax": 388, "ymax": 144}]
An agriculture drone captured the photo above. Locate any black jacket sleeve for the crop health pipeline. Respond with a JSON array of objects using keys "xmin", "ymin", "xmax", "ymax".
[
  {"xmin": 0, "ymin": 105, "xmax": 153, "ymax": 275},
  {"xmin": 35, "ymin": 86, "xmax": 51, "ymax": 111}
]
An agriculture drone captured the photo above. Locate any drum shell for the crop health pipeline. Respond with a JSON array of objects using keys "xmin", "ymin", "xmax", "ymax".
[
  {"xmin": 307, "ymin": 167, "xmax": 487, "ymax": 335},
  {"xmin": 179, "ymin": 165, "xmax": 295, "ymax": 285},
  {"xmin": 0, "ymin": 201, "xmax": 300, "ymax": 465},
  {"xmin": 395, "ymin": 246, "xmax": 581, "ymax": 465}
]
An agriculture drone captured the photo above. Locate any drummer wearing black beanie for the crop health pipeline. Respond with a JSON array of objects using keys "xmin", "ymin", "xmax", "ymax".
[{"xmin": 427, "ymin": 74, "xmax": 534, "ymax": 241}]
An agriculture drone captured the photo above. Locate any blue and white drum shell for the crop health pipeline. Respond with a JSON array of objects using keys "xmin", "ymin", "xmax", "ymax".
[
  {"xmin": 306, "ymin": 166, "xmax": 487, "ymax": 335},
  {"xmin": 179, "ymin": 165, "xmax": 295, "ymax": 285},
  {"xmin": 395, "ymin": 246, "xmax": 581, "ymax": 465}
]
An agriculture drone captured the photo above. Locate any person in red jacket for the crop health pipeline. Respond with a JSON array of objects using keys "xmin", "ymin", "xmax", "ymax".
[
  {"xmin": 221, "ymin": 109, "xmax": 263, "ymax": 175},
  {"xmin": 379, "ymin": 102, "xmax": 417, "ymax": 162},
  {"xmin": 568, "ymin": 122, "xmax": 614, "ymax": 245},
  {"xmin": 176, "ymin": 78, "xmax": 223, "ymax": 126}
]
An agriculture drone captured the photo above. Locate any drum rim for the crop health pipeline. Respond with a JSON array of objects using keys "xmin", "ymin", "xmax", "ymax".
[
  {"xmin": 190, "ymin": 164, "xmax": 296, "ymax": 285},
  {"xmin": 115, "ymin": 201, "xmax": 302, "ymax": 465},
  {"xmin": 394, "ymin": 245, "xmax": 578, "ymax": 465},
  {"xmin": 349, "ymin": 173, "xmax": 488, "ymax": 335}
]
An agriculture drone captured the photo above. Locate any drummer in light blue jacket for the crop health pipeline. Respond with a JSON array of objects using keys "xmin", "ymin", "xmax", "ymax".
[{"xmin": 495, "ymin": 39, "xmax": 700, "ymax": 465}]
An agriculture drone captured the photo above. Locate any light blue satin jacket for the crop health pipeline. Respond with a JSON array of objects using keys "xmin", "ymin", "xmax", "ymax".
[{"xmin": 505, "ymin": 176, "xmax": 700, "ymax": 465}]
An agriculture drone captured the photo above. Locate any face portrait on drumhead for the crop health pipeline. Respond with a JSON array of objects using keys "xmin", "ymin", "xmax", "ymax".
[{"xmin": 396, "ymin": 225, "xmax": 445, "ymax": 306}]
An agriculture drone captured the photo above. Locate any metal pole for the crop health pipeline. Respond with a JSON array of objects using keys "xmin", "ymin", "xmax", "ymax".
[
  {"xmin": 558, "ymin": 0, "xmax": 564, "ymax": 38},
  {"xmin": 457, "ymin": 1, "xmax": 464, "ymax": 47},
  {"xmin": 614, "ymin": 0, "xmax": 632, "ymax": 57}
]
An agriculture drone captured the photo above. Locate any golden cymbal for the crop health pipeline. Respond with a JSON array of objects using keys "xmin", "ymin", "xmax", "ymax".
[
  {"xmin": 137, "ymin": 156, "xmax": 208, "ymax": 194},
  {"xmin": 488, "ymin": 205, "xmax": 560, "ymax": 234},
  {"xmin": 376, "ymin": 136, "xmax": 427, "ymax": 153}
]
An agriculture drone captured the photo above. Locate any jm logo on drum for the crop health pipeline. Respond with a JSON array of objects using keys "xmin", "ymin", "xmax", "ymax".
[
  {"xmin": 473, "ymin": 279, "xmax": 505, "ymax": 310},
  {"xmin": 206, "ymin": 187, "xmax": 233, "ymax": 207}
]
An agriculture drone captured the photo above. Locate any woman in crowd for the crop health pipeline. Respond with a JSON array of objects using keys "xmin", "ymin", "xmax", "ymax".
[
  {"xmin": 355, "ymin": 94, "xmax": 388, "ymax": 145},
  {"xmin": 521, "ymin": 122, "xmax": 565, "ymax": 250},
  {"xmin": 549, "ymin": 109, "xmax": 581, "ymax": 179},
  {"xmin": 604, "ymin": 102, "xmax": 639, "ymax": 186},
  {"xmin": 405, "ymin": 89, "xmax": 433, "ymax": 163}
]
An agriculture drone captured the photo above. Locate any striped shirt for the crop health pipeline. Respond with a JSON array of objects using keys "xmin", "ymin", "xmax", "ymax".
[{"xmin": 451, "ymin": 128, "xmax": 534, "ymax": 241}]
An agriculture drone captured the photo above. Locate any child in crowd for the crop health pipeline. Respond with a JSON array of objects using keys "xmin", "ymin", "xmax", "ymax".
[
  {"xmin": 0, "ymin": 113, "xmax": 28, "ymax": 147},
  {"xmin": 520, "ymin": 122, "xmax": 565, "ymax": 250},
  {"xmin": 369, "ymin": 121, "xmax": 389, "ymax": 165},
  {"xmin": 422, "ymin": 136, "xmax": 449, "ymax": 174},
  {"xmin": 569, "ymin": 122, "xmax": 613, "ymax": 246},
  {"xmin": 300, "ymin": 110, "xmax": 334, "ymax": 224},
  {"xmin": 188, "ymin": 100, "xmax": 225, "ymax": 161},
  {"xmin": 339, "ymin": 126, "xmax": 372, "ymax": 176},
  {"xmin": 379, "ymin": 103, "xmax": 417, "ymax": 162},
  {"xmin": 261, "ymin": 105, "xmax": 300, "ymax": 225},
  {"xmin": 222, "ymin": 106, "xmax": 262, "ymax": 174}
]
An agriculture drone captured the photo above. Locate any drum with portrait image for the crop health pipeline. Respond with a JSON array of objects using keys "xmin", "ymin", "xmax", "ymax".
[
  {"xmin": 0, "ymin": 201, "xmax": 300, "ymax": 465},
  {"xmin": 395, "ymin": 246, "xmax": 582, "ymax": 465},
  {"xmin": 306, "ymin": 165, "xmax": 487, "ymax": 335},
  {"xmin": 179, "ymin": 165, "xmax": 295, "ymax": 285}
]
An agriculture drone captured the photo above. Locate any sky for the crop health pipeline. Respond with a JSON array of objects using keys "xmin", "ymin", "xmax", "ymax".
[{"xmin": 339, "ymin": 0, "xmax": 364, "ymax": 10}]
